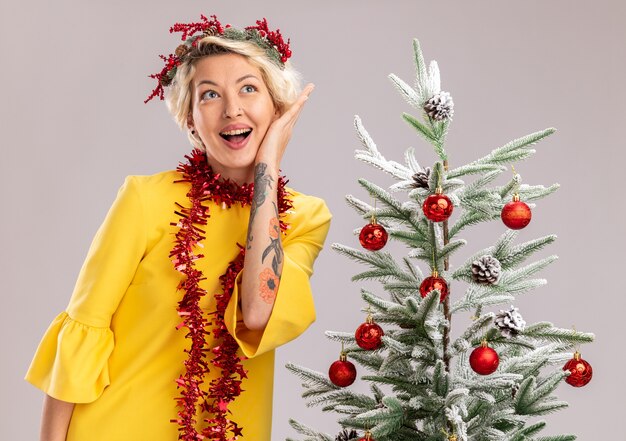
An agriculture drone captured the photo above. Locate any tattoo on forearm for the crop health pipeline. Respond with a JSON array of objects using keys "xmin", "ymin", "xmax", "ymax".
[
  {"xmin": 259, "ymin": 267, "xmax": 279, "ymax": 304},
  {"xmin": 246, "ymin": 162, "xmax": 274, "ymax": 250},
  {"xmin": 259, "ymin": 203, "xmax": 283, "ymax": 304},
  {"xmin": 245, "ymin": 163, "xmax": 283, "ymax": 304},
  {"xmin": 261, "ymin": 203, "xmax": 283, "ymax": 271}
]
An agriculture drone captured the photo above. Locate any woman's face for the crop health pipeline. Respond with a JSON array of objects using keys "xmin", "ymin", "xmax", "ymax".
[{"xmin": 189, "ymin": 53, "xmax": 277, "ymax": 183}]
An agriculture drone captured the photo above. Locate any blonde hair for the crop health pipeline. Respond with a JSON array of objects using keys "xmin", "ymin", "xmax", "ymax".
[{"xmin": 165, "ymin": 36, "xmax": 302, "ymax": 150}]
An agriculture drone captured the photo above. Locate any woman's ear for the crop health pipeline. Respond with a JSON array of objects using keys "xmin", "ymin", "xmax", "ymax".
[{"xmin": 187, "ymin": 114, "xmax": 195, "ymax": 131}]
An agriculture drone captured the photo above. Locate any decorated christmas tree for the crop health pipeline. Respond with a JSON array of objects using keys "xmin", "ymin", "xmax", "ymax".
[{"xmin": 286, "ymin": 39, "xmax": 594, "ymax": 441}]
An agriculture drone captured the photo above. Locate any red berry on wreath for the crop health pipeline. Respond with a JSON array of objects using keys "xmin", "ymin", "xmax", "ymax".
[
  {"xmin": 422, "ymin": 187, "xmax": 453, "ymax": 222},
  {"xmin": 359, "ymin": 222, "xmax": 388, "ymax": 251},
  {"xmin": 470, "ymin": 341, "xmax": 499, "ymax": 375},
  {"xmin": 419, "ymin": 270, "xmax": 449, "ymax": 302},
  {"xmin": 355, "ymin": 313, "xmax": 384, "ymax": 350},
  {"xmin": 329, "ymin": 352, "xmax": 357, "ymax": 387},
  {"xmin": 563, "ymin": 350, "xmax": 593, "ymax": 387},
  {"xmin": 501, "ymin": 194, "xmax": 532, "ymax": 230}
]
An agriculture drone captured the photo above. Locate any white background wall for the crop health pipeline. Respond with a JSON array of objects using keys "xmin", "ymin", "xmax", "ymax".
[{"xmin": 1, "ymin": 1, "xmax": 624, "ymax": 439}]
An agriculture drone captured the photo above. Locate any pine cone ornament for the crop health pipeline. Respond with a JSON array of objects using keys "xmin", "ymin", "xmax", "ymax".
[
  {"xmin": 471, "ymin": 255, "xmax": 502, "ymax": 285},
  {"xmin": 336, "ymin": 429, "xmax": 358, "ymax": 441},
  {"xmin": 159, "ymin": 67, "xmax": 179, "ymax": 87},
  {"xmin": 494, "ymin": 306, "xmax": 526, "ymax": 338},
  {"xmin": 424, "ymin": 91, "xmax": 454, "ymax": 121},
  {"xmin": 159, "ymin": 72, "xmax": 174, "ymax": 87},
  {"xmin": 175, "ymin": 44, "xmax": 191, "ymax": 58},
  {"xmin": 411, "ymin": 167, "xmax": 431, "ymax": 189}
]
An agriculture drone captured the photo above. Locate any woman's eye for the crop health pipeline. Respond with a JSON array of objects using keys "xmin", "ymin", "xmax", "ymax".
[
  {"xmin": 202, "ymin": 90, "xmax": 219, "ymax": 100},
  {"xmin": 241, "ymin": 85, "xmax": 257, "ymax": 93}
]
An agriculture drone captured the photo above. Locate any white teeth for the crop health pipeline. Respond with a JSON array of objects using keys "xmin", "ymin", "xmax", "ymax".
[{"xmin": 220, "ymin": 128, "xmax": 251, "ymax": 136}]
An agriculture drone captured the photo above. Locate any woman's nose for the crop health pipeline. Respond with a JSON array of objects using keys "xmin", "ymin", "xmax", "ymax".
[{"xmin": 222, "ymin": 95, "xmax": 243, "ymax": 118}]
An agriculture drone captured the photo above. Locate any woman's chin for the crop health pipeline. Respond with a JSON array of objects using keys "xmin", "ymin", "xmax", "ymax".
[{"xmin": 206, "ymin": 155, "xmax": 256, "ymax": 182}]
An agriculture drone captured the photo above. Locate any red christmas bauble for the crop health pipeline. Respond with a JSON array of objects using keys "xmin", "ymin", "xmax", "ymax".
[
  {"xmin": 358, "ymin": 431, "xmax": 375, "ymax": 441},
  {"xmin": 359, "ymin": 222, "xmax": 388, "ymax": 251},
  {"xmin": 419, "ymin": 275, "xmax": 449, "ymax": 302},
  {"xmin": 563, "ymin": 352, "xmax": 593, "ymax": 387},
  {"xmin": 501, "ymin": 200, "xmax": 532, "ymax": 230},
  {"xmin": 355, "ymin": 320, "xmax": 384, "ymax": 350},
  {"xmin": 329, "ymin": 357, "xmax": 357, "ymax": 387},
  {"xmin": 470, "ymin": 344, "xmax": 499, "ymax": 375},
  {"xmin": 422, "ymin": 193, "xmax": 453, "ymax": 222}
]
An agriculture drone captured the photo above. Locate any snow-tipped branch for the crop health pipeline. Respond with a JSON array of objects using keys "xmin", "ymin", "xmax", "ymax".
[
  {"xmin": 523, "ymin": 323, "xmax": 595, "ymax": 346},
  {"xmin": 469, "ymin": 128, "xmax": 556, "ymax": 167},
  {"xmin": 287, "ymin": 419, "xmax": 334, "ymax": 441}
]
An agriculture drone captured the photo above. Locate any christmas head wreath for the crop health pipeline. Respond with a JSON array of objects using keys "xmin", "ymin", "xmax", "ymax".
[{"xmin": 145, "ymin": 14, "xmax": 292, "ymax": 103}]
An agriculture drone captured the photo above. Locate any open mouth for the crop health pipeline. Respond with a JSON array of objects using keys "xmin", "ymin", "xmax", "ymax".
[{"xmin": 220, "ymin": 128, "xmax": 252, "ymax": 144}]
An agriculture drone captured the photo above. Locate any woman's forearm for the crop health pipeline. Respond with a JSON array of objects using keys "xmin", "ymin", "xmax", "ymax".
[
  {"xmin": 239, "ymin": 84, "xmax": 315, "ymax": 331},
  {"xmin": 241, "ymin": 161, "xmax": 283, "ymax": 331},
  {"xmin": 41, "ymin": 394, "xmax": 74, "ymax": 441}
]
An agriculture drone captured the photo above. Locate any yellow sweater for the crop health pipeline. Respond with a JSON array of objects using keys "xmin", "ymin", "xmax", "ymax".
[{"xmin": 25, "ymin": 170, "xmax": 332, "ymax": 440}]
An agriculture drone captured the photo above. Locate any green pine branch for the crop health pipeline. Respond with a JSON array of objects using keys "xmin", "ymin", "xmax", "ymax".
[
  {"xmin": 535, "ymin": 436, "xmax": 577, "ymax": 441},
  {"xmin": 450, "ymin": 313, "xmax": 496, "ymax": 355},
  {"xmin": 522, "ymin": 322, "xmax": 595, "ymax": 345},
  {"xmin": 469, "ymin": 128, "xmax": 556, "ymax": 166},
  {"xmin": 339, "ymin": 396, "xmax": 407, "ymax": 438},
  {"xmin": 508, "ymin": 420, "xmax": 547, "ymax": 440},
  {"xmin": 514, "ymin": 372, "xmax": 570, "ymax": 416},
  {"xmin": 389, "ymin": 73, "xmax": 421, "ymax": 109},
  {"xmin": 305, "ymin": 389, "xmax": 378, "ymax": 409},
  {"xmin": 287, "ymin": 419, "xmax": 334, "ymax": 441},
  {"xmin": 447, "ymin": 163, "xmax": 506, "ymax": 179}
]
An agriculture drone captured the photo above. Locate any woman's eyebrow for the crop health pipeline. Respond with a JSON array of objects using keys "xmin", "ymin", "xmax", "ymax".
[
  {"xmin": 197, "ymin": 79, "xmax": 219, "ymax": 87},
  {"xmin": 236, "ymin": 74, "xmax": 259, "ymax": 83},
  {"xmin": 197, "ymin": 74, "xmax": 259, "ymax": 88}
]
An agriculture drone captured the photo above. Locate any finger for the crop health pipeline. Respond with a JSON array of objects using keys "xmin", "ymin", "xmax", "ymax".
[
  {"xmin": 301, "ymin": 83, "xmax": 315, "ymax": 99},
  {"xmin": 279, "ymin": 83, "xmax": 315, "ymax": 127},
  {"xmin": 284, "ymin": 83, "xmax": 315, "ymax": 119}
]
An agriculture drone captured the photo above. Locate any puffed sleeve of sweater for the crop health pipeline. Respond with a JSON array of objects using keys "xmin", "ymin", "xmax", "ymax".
[
  {"xmin": 224, "ymin": 192, "xmax": 332, "ymax": 358},
  {"xmin": 25, "ymin": 176, "xmax": 146, "ymax": 403}
]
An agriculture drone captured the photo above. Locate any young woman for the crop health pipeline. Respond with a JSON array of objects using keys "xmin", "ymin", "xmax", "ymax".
[{"xmin": 26, "ymin": 15, "xmax": 331, "ymax": 441}]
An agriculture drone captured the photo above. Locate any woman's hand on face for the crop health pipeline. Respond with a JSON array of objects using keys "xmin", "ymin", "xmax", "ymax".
[{"xmin": 255, "ymin": 83, "xmax": 315, "ymax": 170}]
